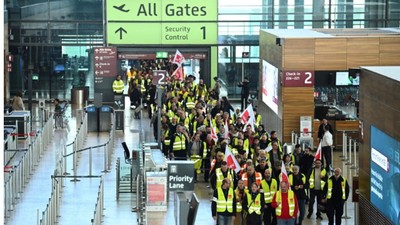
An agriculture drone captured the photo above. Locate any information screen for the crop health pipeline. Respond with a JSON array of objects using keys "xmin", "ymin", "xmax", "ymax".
[
  {"xmin": 370, "ymin": 126, "xmax": 400, "ymax": 225},
  {"xmin": 106, "ymin": 0, "xmax": 217, "ymax": 45},
  {"xmin": 261, "ymin": 60, "xmax": 279, "ymax": 115}
]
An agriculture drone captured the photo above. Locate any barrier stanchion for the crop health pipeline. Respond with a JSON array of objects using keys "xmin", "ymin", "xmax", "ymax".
[
  {"xmin": 340, "ymin": 131, "xmax": 346, "ymax": 158},
  {"xmin": 71, "ymin": 142, "xmax": 80, "ymax": 182},
  {"xmin": 102, "ymin": 144, "xmax": 109, "ymax": 173},
  {"xmin": 89, "ymin": 147, "xmax": 93, "ymax": 176},
  {"xmin": 351, "ymin": 140, "xmax": 357, "ymax": 169},
  {"xmin": 346, "ymin": 137, "xmax": 352, "ymax": 165}
]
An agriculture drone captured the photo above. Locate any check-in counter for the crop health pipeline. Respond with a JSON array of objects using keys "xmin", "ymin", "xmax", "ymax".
[
  {"xmin": 4, "ymin": 126, "xmax": 17, "ymax": 165},
  {"xmin": 313, "ymin": 119, "xmax": 358, "ymax": 150},
  {"xmin": 4, "ymin": 111, "xmax": 31, "ymax": 139}
]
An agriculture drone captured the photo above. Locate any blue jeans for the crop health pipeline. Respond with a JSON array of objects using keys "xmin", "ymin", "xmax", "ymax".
[
  {"xmin": 218, "ymin": 214, "xmax": 233, "ymax": 225},
  {"xmin": 277, "ymin": 218, "xmax": 295, "ymax": 225}
]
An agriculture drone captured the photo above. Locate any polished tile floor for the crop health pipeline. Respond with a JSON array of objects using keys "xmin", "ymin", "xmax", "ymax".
[{"xmin": 4, "ymin": 100, "xmax": 358, "ymax": 225}]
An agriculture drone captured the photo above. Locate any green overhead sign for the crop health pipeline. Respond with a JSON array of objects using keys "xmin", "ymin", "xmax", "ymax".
[{"xmin": 106, "ymin": 0, "xmax": 218, "ymax": 45}]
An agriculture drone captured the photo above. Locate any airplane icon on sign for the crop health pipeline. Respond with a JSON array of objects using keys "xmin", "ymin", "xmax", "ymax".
[{"xmin": 113, "ymin": 4, "xmax": 130, "ymax": 13}]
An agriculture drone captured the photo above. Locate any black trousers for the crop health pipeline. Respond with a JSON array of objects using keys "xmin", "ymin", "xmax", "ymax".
[
  {"xmin": 203, "ymin": 158, "xmax": 211, "ymax": 182},
  {"xmin": 308, "ymin": 189, "xmax": 323, "ymax": 216},
  {"xmin": 263, "ymin": 203, "xmax": 277, "ymax": 225},
  {"xmin": 240, "ymin": 94, "xmax": 249, "ymax": 111},
  {"xmin": 326, "ymin": 201, "xmax": 344, "ymax": 225},
  {"xmin": 322, "ymin": 146, "xmax": 332, "ymax": 169}
]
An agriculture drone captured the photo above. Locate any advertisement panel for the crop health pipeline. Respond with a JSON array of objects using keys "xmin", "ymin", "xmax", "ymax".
[
  {"xmin": 261, "ymin": 60, "xmax": 279, "ymax": 115},
  {"xmin": 370, "ymin": 126, "xmax": 400, "ymax": 225},
  {"xmin": 106, "ymin": 0, "xmax": 217, "ymax": 45}
]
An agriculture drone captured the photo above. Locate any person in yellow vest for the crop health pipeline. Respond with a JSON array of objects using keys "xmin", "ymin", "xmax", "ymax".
[
  {"xmin": 307, "ymin": 159, "xmax": 327, "ymax": 220},
  {"xmin": 170, "ymin": 125, "xmax": 189, "ymax": 160},
  {"xmin": 322, "ymin": 168, "xmax": 349, "ymax": 225},
  {"xmin": 288, "ymin": 165, "xmax": 307, "ymax": 225},
  {"xmin": 211, "ymin": 161, "xmax": 237, "ymax": 190},
  {"xmin": 271, "ymin": 181, "xmax": 299, "ymax": 225},
  {"xmin": 261, "ymin": 169, "xmax": 278, "ymax": 225},
  {"xmin": 212, "ymin": 178, "xmax": 237, "ymax": 225},
  {"xmin": 189, "ymin": 133, "xmax": 204, "ymax": 182},
  {"xmin": 243, "ymin": 182, "xmax": 265, "ymax": 225},
  {"xmin": 234, "ymin": 179, "xmax": 247, "ymax": 225},
  {"xmin": 112, "ymin": 75, "xmax": 125, "ymax": 106}
]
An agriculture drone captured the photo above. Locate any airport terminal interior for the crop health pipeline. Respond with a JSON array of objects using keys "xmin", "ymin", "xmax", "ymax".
[{"xmin": 2, "ymin": 0, "xmax": 400, "ymax": 225}]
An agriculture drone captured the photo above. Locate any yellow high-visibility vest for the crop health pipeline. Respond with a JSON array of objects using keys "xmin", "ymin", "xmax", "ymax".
[
  {"xmin": 112, "ymin": 80, "xmax": 124, "ymax": 93},
  {"xmin": 172, "ymin": 134, "xmax": 186, "ymax": 151},
  {"xmin": 216, "ymin": 187, "xmax": 234, "ymax": 213},
  {"xmin": 246, "ymin": 193, "xmax": 262, "ymax": 215},
  {"xmin": 309, "ymin": 168, "xmax": 327, "ymax": 190},
  {"xmin": 261, "ymin": 178, "xmax": 278, "ymax": 203},
  {"xmin": 235, "ymin": 188, "xmax": 247, "ymax": 213},
  {"xmin": 215, "ymin": 168, "xmax": 234, "ymax": 189},
  {"xmin": 275, "ymin": 190, "xmax": 296, "ymax": 216},
  {"xmin": 327, "ymin": 178, "xmax": 347, "ymax": 200}
]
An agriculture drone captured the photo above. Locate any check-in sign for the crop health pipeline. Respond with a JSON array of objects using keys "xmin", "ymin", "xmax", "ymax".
[{"xmin": 283, "ymin": 71, "xmax": 314, "ymax": 87}]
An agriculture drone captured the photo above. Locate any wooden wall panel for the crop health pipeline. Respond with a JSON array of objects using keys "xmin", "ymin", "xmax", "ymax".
[
  {"xmin": 347, "ymin": 54, "xmax": 380, "ymax": 68},
  {"xmin": 315, "ymin": 38, "xmax": 347, "ymax": 54},
  {"xmin": 315, "ymin": 38, "xmax": 347, "ymax": 70},
  {"xmin": 379, "ymin": 53, "xmax": 400, "ymax": 65},
  {"xmin": 284, "ymin": 38, "xmax": 315, "ymax": 70},
  {"xmin": 379, "ymin": 37, "xmax": 400, "ymax": 53},
  {"xmin": 347, "ymin": 38, "xmax": 379, "ymax": 54},
  {"xmin": 282, "ymin": 87, "xmax": 314, "ymax": 143}
]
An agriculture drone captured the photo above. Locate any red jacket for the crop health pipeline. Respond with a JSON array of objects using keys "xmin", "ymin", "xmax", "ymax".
[{"xmin": 271, "ymin": 191, "xmax": 299, "ymax": 219}]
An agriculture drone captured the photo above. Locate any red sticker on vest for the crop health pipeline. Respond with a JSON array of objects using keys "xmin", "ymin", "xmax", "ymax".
[
  {"xmin": 255, "ymin": 201, "xmax": 259, "ymax": 205},
  {"xmin": 290, "ymin": 198, "xmax": 294, "ymax": 202},
  {"xmin": 228, "ymin": 194, "xmax": 232, "ymax": 199}
]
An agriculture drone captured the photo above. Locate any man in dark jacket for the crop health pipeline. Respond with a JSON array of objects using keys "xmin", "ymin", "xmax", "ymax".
[
  {"xmin": 238, "ymin": 77, "xmax": 250, "ymax": 111},
  {"xmin": 322, "ymin": 168, "xmax": 350, "ymax": 225},
  {"xmin": 289, "ymin": 165, "xmax": 308, "ymax": 225}
]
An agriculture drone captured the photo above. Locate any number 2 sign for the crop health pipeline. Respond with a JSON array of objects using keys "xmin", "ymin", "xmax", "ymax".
[
  {"xmin": 153, "ymin": 70, "xmax": 168, "ymax": 85},
  {"xmin": 283, "ymin": 71, "xmax": 314, "ymax": 87}
]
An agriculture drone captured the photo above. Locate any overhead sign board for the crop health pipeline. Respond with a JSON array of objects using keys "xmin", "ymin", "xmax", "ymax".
[
  {"xmin": 167, "ymin": 161, "xmax": 195, "ymax": 191},
  {"xmin": 106, "ymin": 0, "xmax": 217, "ymax": 45},
  {"xmin": 156, "ymin": 52, "xmax": 169, "ymax": 59},
  {"xmin": 283, "ymin": 71, "xmax": 314, "ymax": 87},
  {"xmin": 93, "ymin": 47, "xmax": 117, "ymax": 84},
  {"xmin": 153, "ymin": 70, "xmax": 168, "ymax": 85}
]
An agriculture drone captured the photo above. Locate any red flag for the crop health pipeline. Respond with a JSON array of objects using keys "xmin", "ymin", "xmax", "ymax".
[
  {"xmin": 280, "ymin": 160, "xmax": 290, "ymax": 186},
  {"xmin": 241, "ymin": 104, "xmax": 255, "ymax": 131},
  {"xmin": 172, "ymin": 66, "xmax": 184, "ymax": 81},
  {"xmin": 172, "ymin": 49, "xmax": 185, "ymax": 65},
  {"xmin": 210, "ymin": 119, "xmax": 218, "ymax": 142},
  {"xmin": 224, "ymin": 146, "xmax": 241, "ymax": 173},
  {"xmin": 224, "ymin": 119, "xmax": 230, "ymax": 139},
  {"xmin": 314, "ymin": 142, "xmax": 322, "ymax": 161}
]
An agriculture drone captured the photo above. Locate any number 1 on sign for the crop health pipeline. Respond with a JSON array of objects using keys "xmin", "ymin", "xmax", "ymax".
[{"xmin": 200, "ymin": 26, "xmax": 206, "ymax": 40}]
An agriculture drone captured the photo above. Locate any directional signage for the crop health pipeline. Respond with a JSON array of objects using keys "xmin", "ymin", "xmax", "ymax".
[
  {"xmin": 156, "ymin": 52, "xmax": 168, "ymax": 59},
  {"xmin": 106, "ymin": 0, "xmax": 217, "ymax": 45},
  {"xmin": 283, "ymin": 70, "xmax": 314, "ymax": 87},
  {"xmin": 153, "ymin": 70, "xmax": 168, "ymax": 85},
  {"xmin": 93, "ymin": 47, "xmax": 117, "ymax": 84}
]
